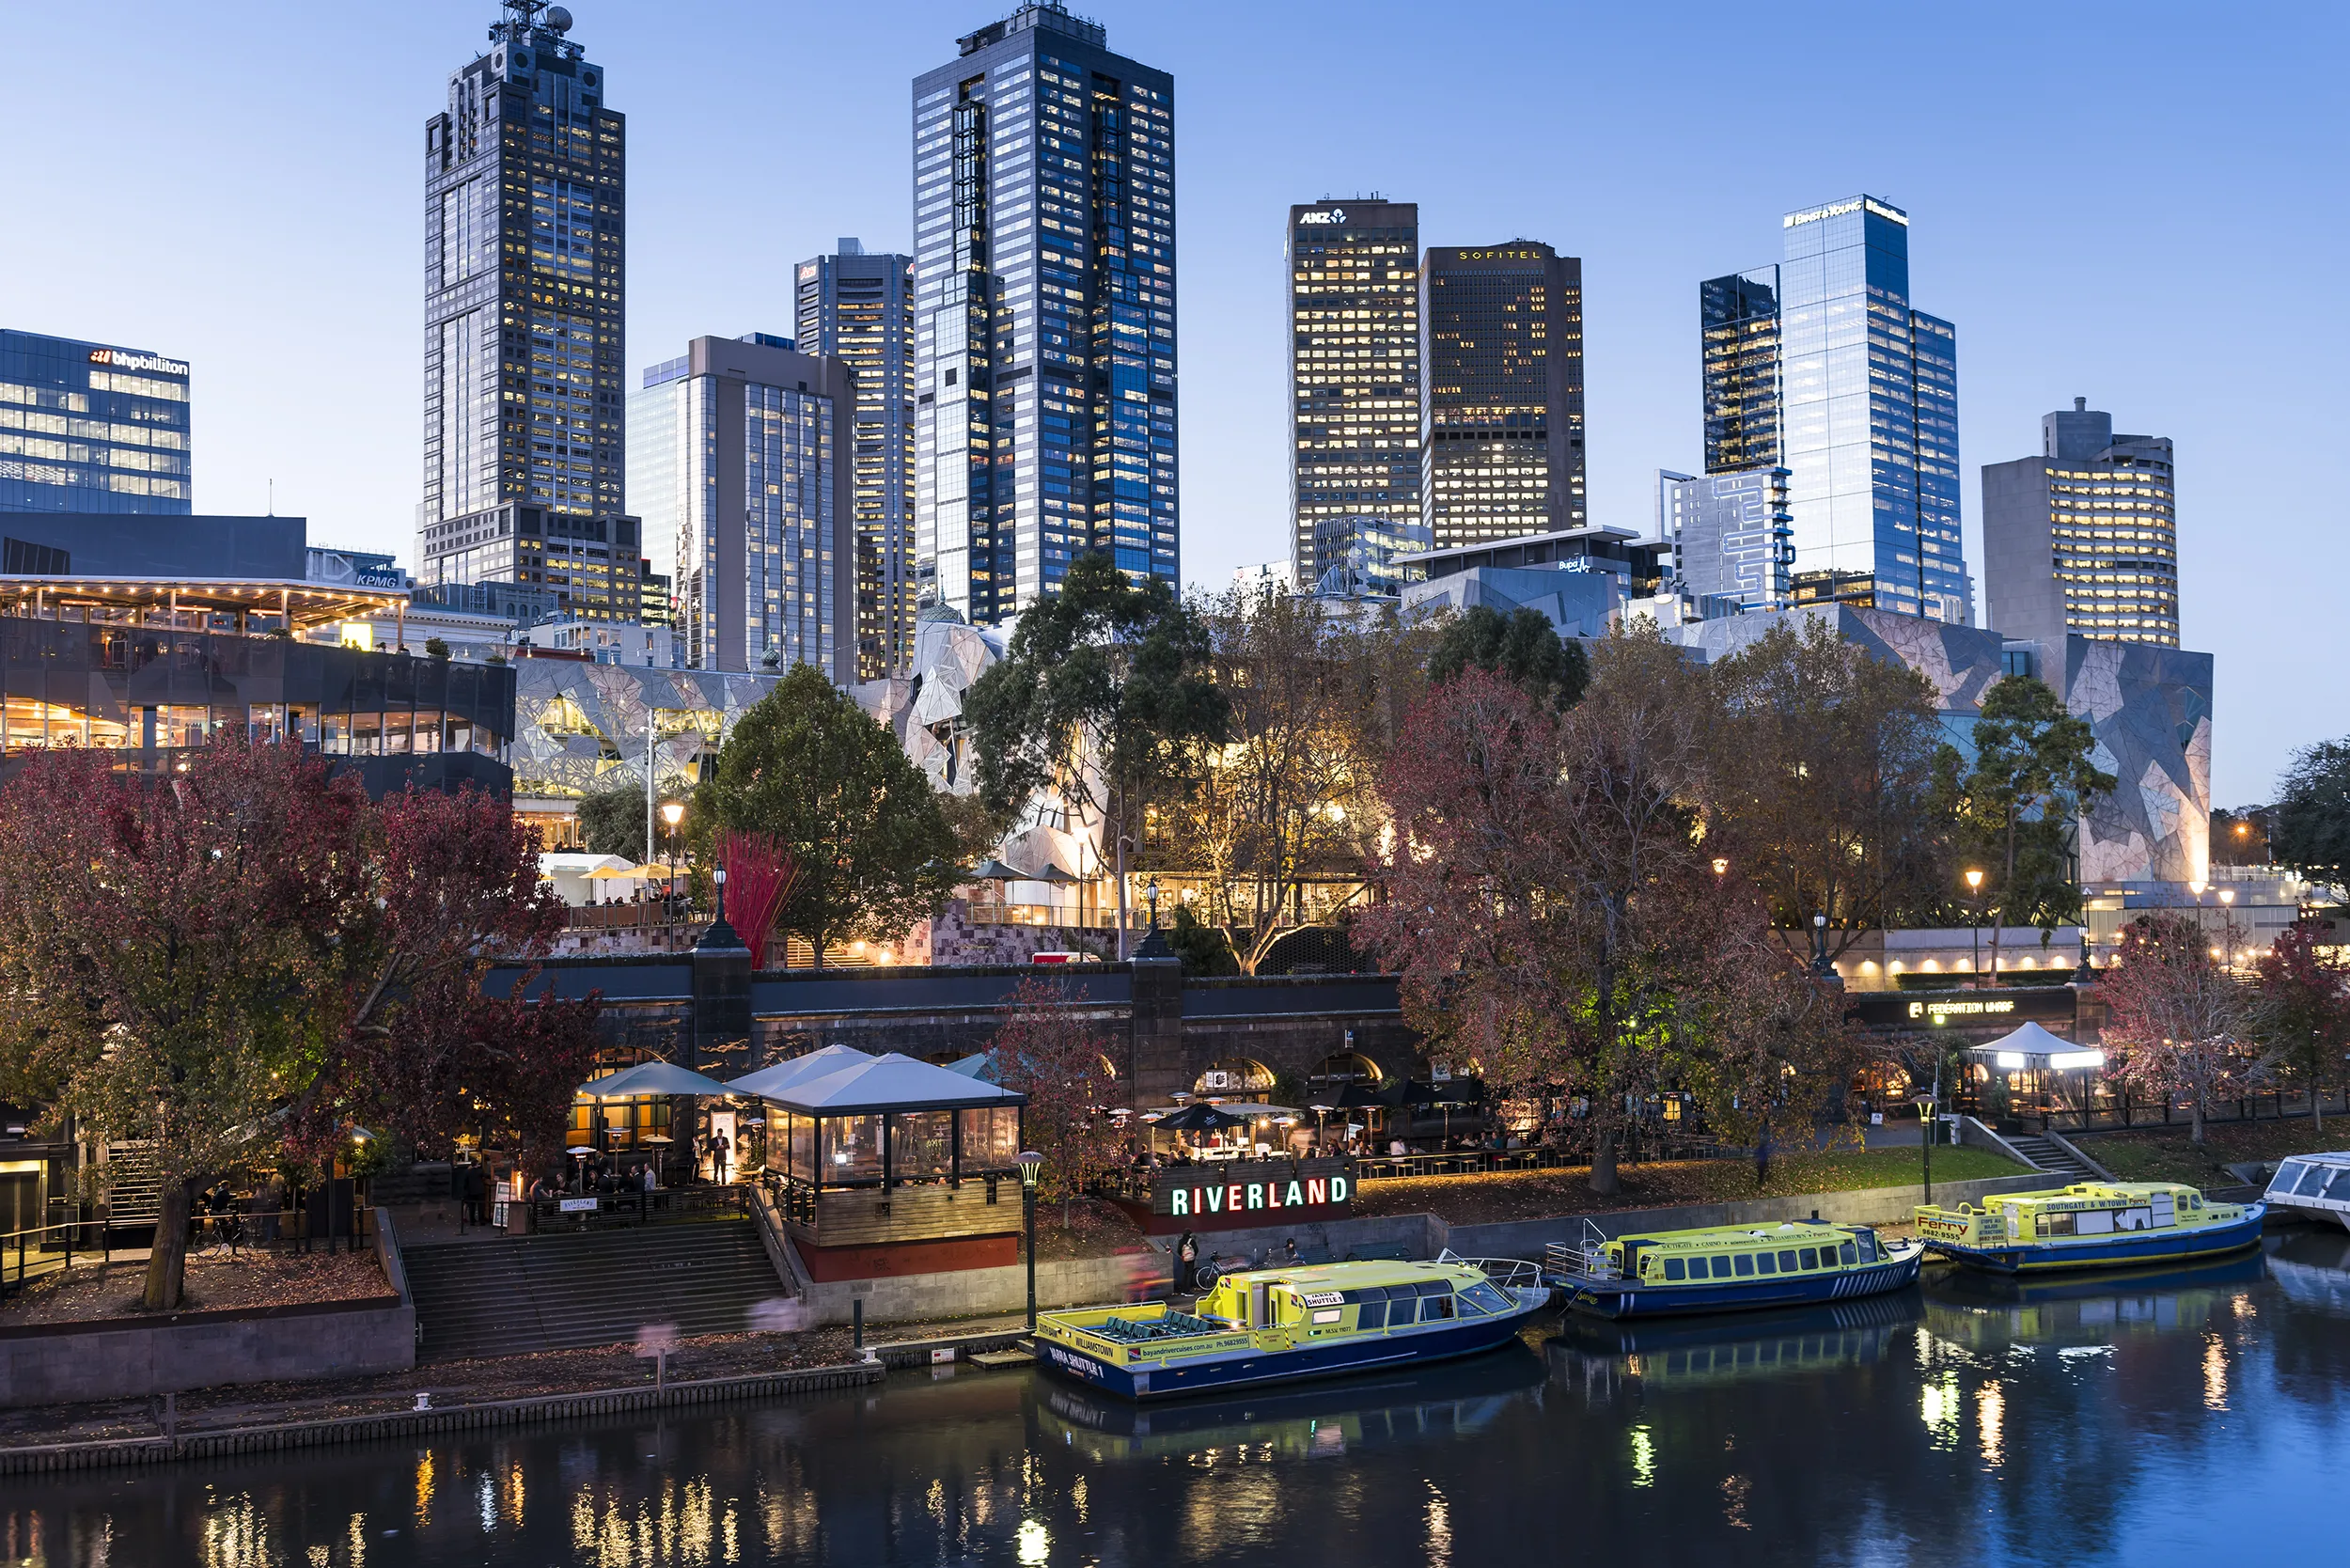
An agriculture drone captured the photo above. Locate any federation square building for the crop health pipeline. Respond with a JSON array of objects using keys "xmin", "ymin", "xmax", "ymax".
[
  {"xmin": 1700, "ymin": 196, "xmax": 1967, "ymax": 624},
  {"xmin": 415, "ymin": 0, "xmax": 640, "ymax": 622},
  {"xmin": 913, "ymin": 2, "xmax": 1178, "ymax": 626}
]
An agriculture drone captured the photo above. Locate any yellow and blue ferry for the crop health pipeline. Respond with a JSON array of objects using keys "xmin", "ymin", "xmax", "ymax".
[
  {"xmin": 1031, "ymin": 1259, "xmax": 1548, "ymax": 1401},
  {"xmin": 1914, "ymin": 1180, "xmax": 2263, "ymax": 1274},
  {"xmin": 1551, "ymin": 1221, "xmax": 1923, "ymax": 1319}
]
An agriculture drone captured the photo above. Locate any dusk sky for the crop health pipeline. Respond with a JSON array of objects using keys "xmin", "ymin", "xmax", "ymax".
[{"xmin": 3, "ymin": 1, "xmax": 2336, "ymax": 803}]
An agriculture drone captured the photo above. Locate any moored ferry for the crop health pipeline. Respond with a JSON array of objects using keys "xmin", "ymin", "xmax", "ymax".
[
  {"xmin": 1915, "ymin": 1181, "xmax": 2263, "ymax": 1274},
  {"xmin": 2264, "ymin": 1152, "xmax": 2350, "ymax": 1229},
  {"xmin": 1551, "ymin": 1221, "xmax": 1923, "ymax": 1320},
  {"xmin": 1032, "ymin": 1259, "xmax": 1548, "ymax": 1401}
]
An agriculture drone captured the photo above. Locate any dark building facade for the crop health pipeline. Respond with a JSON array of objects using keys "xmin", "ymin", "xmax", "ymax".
[
  {"xmin": 417, "ymin": 0, "xmax": 639, "ymax": 622},
  {"xmin": 913, "ymin": 2, "xmax": 1179, "ymax": 626},
  {"xmin": 1419, "ymin": 241, "xmax": 1586, "ymax": 549},
  {"xmin": 1, "ymin": 330, "xmax": 192, "ymax": 515},
  {"xmin": 0, "ymin": 512, "xmax": 303, "ymax": 579},
  {"xmin": 1288, "ymin": 199, "xmax": 1419, "ymax": 586},
  {"xmin": 797, "ymin": 242, "xmax": 917, "ymax": 680}
]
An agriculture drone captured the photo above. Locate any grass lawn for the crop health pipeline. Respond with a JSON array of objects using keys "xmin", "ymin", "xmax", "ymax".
[
  {"xmin": 1348, "ymin": 1145, "xmax": 2029, "ymax": 1228},
  {"xmin": 2086, "ymin": 1119, "xmax": 2350, "ymax": 1187}
]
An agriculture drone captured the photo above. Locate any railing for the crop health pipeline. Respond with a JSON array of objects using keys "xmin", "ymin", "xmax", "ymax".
[
  {"xmin": 2040, "ymin": 1088, "xmax": 2350, "ymax": 1136},
  {"xmin": 0, "ymin": 1205, "xmax": 377, "ymax": 1297},
  {"xmin": 1434, "ymin": 1249, "xmax": 1548, "ymax": 1292},
  {"xmin": 526, "ymin": 1183, "xmax": 747, "ymax": 1233}
]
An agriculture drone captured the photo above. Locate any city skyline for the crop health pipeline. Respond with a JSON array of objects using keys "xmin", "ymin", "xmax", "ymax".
[{"xmin": 0, "ymin": 0, "xmax": 2334, "ymax": 802}]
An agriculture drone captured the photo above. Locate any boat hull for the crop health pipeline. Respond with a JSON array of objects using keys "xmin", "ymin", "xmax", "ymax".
[
  {"xmin": 1562, "ymin": 1247, "xmax": 1923, "ymax": 1321},
  {"xmin": 1035, "ymin": 1295, "xmax": 1546, "ymax": 1402},
  {"xmin": 1924, "ymin": 1204, "xmax": 2265, "ymax": 1275}
]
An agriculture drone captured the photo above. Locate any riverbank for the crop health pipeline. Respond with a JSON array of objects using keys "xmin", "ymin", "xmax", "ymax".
[{"xmin": 2087, "ymin": 1120, "xmax": 2350, "ymax": 1185}]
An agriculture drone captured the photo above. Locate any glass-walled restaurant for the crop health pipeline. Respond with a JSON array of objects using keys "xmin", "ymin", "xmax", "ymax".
[{"xmin": 774, "ymin": 1104, "xmax": 1024, "ymax": 1190}]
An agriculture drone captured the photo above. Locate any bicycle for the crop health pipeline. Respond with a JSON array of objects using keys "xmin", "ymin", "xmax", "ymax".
[{"xmin": 195, "ymin": 1212, "xmax": 246, "ymax": 1259}]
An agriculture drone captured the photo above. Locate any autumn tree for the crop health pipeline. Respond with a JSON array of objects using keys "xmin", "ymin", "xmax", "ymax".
[
  {"xmin": 1933, "ymin": 675, "xmax": 2116, "ymax": 976},
  {"xmin": 1710, "ymin": 619, "xmax": 1950, "ymax": 956},
  {"xmin": 702, "ymin": 664, "xmax": 959, "ymax": 964},
  {"xmin": 1428, "ymin": 604, "xmax": 1589, "ymax": 710},
  {"xmin": 2099, "ymin": 912, "xmax": 2260, "ymax": 1147},
  {"xmin": 2248, "ymin": 917, "xmax": 2350, "ymax": 1127},
  {"xmin": 988, "ymin": 976, "xmax": 1126, "ymax": 1219}
]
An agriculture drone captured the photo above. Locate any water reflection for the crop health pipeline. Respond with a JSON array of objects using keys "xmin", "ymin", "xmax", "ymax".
[{"xmin": 9, "ymin": 1236, "xmax": 2350, "ymax": 1564}]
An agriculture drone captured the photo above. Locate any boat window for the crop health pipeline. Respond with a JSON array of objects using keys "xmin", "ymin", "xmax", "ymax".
[
  {"xmin": 2041, "ymin": 1211, "xmax": 2076, "ymax": 1236},
  {"xmin": 1757, "ymin": 1251, "xmax": 1778, "ymax": 1275},
  {"xmin": 1778, "ymin": 1250, "xmax": 1798, "ymax": 1272},
  {"xmin": 1458, "ymin": 1281, "xmax": 1511, "ymax": 1315},
  {"xmin": 1664, "ymin": 1257, "xmax": 1687, "ymax": 1281},
  {"xmin": 1711, "ymin": 1256, "xmax": 1733, "ymax": 1279},
  {"xmin": 2273, "ymin": 1161, "xmax": 2310, "ymax": 1195},
  {"xmin": 2324, "ymin": 1169, "xmax": 2350, "ymax": 1201},
  {"xmin": 1798, "ymin": 1247, "xmax": 1819, "ymax": 1270},
  {"xmin": 2116, "ymin": 1206, "xmax": 2154, "ymax": 1231},
  {"xmin": 1417, "ymin": 1279, "xmax": 1450, "ymax": 1296},
  {"xmin": 1423, "ymin": 1295, "xmax": 1454, "ymax": 1320},
  {"xmin": 1733, "ymin": 1253, "xmax": 1755, "ymax": 1277},
  {"xmin": 2297, "ymin": 1163, "xmax": 2332, "ymax": 1197},
  {"xmin": 1855, "ymin": 1231, "xmax": 1879, "ymax": 1262},
  {"xmin": 1311, "ymin": 1309, "xmax": 1341, "ymax": 1325},
  {"xmin": 1838, "ymin": 1242, "xmax": 1856, "ymax": 1264},
  {"xmin": 1357, "ymin": 1300, "xmax": 1386, "ymax": 1330},
  {"xmin": 2188, "ymin": 1195, "xmax": 2203, "ymax": 1211},
  {"xmin": 2077, "ymin": 1209, "xmax": 2115, "ymax": 1236}
]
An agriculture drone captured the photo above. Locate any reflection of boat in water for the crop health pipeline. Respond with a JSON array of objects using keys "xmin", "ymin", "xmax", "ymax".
[
  {"xmin": 1036, "ymin": 1342, "xmax": 1543, "ymax": 1461},
  {"xmin": 2264, "ymin": 1230, "xmax": 2350, "ymax": 1316},
  {"xmin": 1917, "ymin": 1181, "xmax": 2263, "ymax": 1274},
  {"xmin": 1924, "ymin": 1247, "xmax": 2265, "ymax": 1309},
  {"xmin": 1920, "ymin": 1248, "xmax": 2263, "ymax": 1350},
  {"xmin": 1544, "ymin": 1291, "xmax": 1921, "ymax": 1388}
]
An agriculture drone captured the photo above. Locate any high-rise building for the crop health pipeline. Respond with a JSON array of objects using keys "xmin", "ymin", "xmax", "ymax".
[
  {"xmin": 1288, "ymin": 199, "xmax": 1419, "ymax": 585},
  {"xmin": 1700, "ymin": 196, "xmax": 1966, "ymax": 624},
  {"xmin": 1307, "ymin": 513, "xmax": 1431, "ymax": 600},
  {"xmin": 797, "ymin": 240, "xmax": 916, "ymax": 679},
  {"xmin": 1658, "ymin": 466, "xmax": 1794, "ymax": 612},
  {"xmin": 912, "ymin": 2, "xmax": 1178, "ymax": 626},
  {"xmin": 1419, "ymin": 241, "xmax": 1584, "ymax": 549},
  {"xmin": 416, "ymin": 0, "xmax": 639, "ymax": 622},
  {"xmin": 626, "ymin": 336, "xmax": 856, "ymax": 681},
  {"xmin": 1982, "ymin": 398, "xmax": 2178, "ymax": 650},
  {"xmin": 0, "ymin": 330, "xmax": 191, "ymax": 514}
]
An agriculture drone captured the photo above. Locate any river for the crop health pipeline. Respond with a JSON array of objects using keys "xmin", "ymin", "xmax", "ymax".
[{"xmin": 8, "ymin": 1230, "xmax": 2350, "ymax": 1566}]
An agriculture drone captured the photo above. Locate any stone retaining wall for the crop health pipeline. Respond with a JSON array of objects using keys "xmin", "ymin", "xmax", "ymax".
[
  {"xmin": 0, "ymin": 1294, "xmax": 416, "ymax": 1410},
  {"xmin": 782, "ymin": 1246, "xmax": 1139, "ymax": 1325}
]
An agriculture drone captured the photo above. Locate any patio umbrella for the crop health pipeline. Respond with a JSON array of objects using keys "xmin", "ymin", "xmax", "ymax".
[
  {"xmin": 965, "ymin": 859, "xmax": 1026, "ymax": 882},
  {"xmin": 579, "ymin": 1060, "xmax": 735, "ymax": 1098},
  {"xmin": 1026, "ymin": 863, "xmax": 1082, "ymax": 885},
  {"xmin": 1333, "ymin": 1082, "xmax": 1391, "ymax": 1110},
  {"xmin": 1152, "ymin": 1103, "xmax": 1252, "ymax": 1134}
]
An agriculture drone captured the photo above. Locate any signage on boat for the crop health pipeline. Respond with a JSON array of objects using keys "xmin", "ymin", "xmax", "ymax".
[
  {"xmin": 1300, "ymin": 1290, "xmax": 1345, "ymax": 1308},
  {"xmin": 1144, "ymin": 1156, "xmax": 1355, "ymax": 1233}
]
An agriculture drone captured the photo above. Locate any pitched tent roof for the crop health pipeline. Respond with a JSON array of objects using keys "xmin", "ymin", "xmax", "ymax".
[
  {"xmin": 725, "ymin": 1044, "xmax": 876, "ymax": 1099},
  {"xmin": 945, "ymin": 1050, "xmax": 1002, "ymax": 1083},
  {"xmin": 579, "ymin": 1060, "xmax": 735, "ymax": 1098},
  {"xmin": 1966, "ymin": 1021, "xmax": 2098, "ymax": 1066},
  {"xmin": 766, "ymin": 1052, "xmax": 1027, "ymax": 1116}
]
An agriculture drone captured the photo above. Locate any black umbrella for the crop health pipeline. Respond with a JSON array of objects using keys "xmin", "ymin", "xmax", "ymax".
[
  {"xmin": 1333, "ymin": 1082, "xmax": 1391, "ymax": 1110},
  {"xmin": 1151, "ymin": 1104, "xmax": 1252, "ymax": 1134}
]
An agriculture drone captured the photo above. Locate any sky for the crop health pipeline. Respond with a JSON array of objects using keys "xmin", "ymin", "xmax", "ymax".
[{"xmin": 1, "ymin": 1, "xmax": 2339, "ymax": 804}]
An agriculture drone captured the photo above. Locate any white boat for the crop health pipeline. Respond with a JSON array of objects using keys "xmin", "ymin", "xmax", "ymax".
[{"xmin": 2264, "ymin": 1152, "xmax": 2350, "ymax": 1229}]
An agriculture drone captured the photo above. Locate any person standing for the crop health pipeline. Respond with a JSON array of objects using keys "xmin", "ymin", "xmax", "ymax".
[{"xmin": 712, "ymin": 1129, "xmax": 731, "ymax": 1185}]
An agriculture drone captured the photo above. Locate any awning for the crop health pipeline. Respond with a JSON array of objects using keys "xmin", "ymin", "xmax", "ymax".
[
  {"xmin": 764, "ymin": 1052, "xmax": 1027, "ymax": 1116},
  {"xmin": 725, "ymin": 1044, "xmax": 875, "ymax": 1099},
  {"xmin": 1966, "ymin": 1021, "xmax": 2105, "ymax": 1071},
  {"xmin": 578, "ymin": 1060, "xmax": 735, "ymax": 1098}
]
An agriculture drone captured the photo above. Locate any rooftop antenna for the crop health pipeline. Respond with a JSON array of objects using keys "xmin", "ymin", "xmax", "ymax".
[
  {"xmin": 494, "ymin": 0, "xmax": 549, "ymax": 43},
  {"xmin": 267, "ymin": 478, "xmax": 274, "ymax": 516}
]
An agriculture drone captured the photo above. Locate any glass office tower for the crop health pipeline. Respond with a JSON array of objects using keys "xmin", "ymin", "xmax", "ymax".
[
  {"xmin": 416, "ymin": 0, "xmax": 638, "ymax": 621},
  {"xmin": 1700, "ymin": 196, "xmax": 1967, "ymax": 624},
  {"xmin": 797, "ymin": 241, "xmax": 917, "ymax": 679},
  {"xmin": 1419, "ymin": 240, "xmax": 1585, "ymax": 549},
  {"xmin": 1288, "ymin": 199, "xmax": 1419, "ymax": 585},
  {"xmin": 913, "ymin": 2, "xmax": 1178, "ymax": 626},
  {"xmin": 0, "ymin": 330, "xmax": 191, "ymax": 514}
]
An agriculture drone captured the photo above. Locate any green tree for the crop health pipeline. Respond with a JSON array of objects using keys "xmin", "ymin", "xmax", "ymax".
[
  {"xmin": 2249, "ymin": 917, "xmax": 2350, "ymax": 1127},
  {"xmin": 2273, "ymin": 741, "xmax": 2350, "ymax": 880},
  {"xmin": 1427, "ymin": 604, "xmax": 1589, "ymax": 710},
  {"xmin": 702, "ymin": 664, "xmax": 958, "ymax": 964},
  {"xmin": 963, "ymin": 553, "xmax": 1227, "ymax": 945},
  {"xmin": 1932, "ymin": 675, "xmax": 2116, "ymax": 978},
  {"xmin": 577, "ymin": 780, "xmax": 648, "ymax": 859}
]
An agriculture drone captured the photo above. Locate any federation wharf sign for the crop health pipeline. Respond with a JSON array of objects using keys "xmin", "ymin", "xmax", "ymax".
[{"xmin": 1146, "ymin": 1156, "xmax": 1355, "ymax": 1234}]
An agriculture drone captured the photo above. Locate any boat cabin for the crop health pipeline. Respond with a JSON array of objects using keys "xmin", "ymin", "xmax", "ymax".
[
  {"xmin": 1192, "ymin": 1262, "xmax": 1518, "ymax": 1336},
  {"xmin": 2266, "ymin": 1154, "xmax": 2350, "ymax": 1226},
  {"xmin": 1602, "ymin": 1223, "xmax": 1879, "ymax": 1285},
  {"xmin": 1917, "ymin": 1182, "xmax": 2211, "ymax": 1247}
]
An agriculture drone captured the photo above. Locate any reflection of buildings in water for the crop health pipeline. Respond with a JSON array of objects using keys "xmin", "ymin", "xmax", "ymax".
[{"xmin": 1544, "ymin": 1292, "xmax": 1921, "ymax": 1401}]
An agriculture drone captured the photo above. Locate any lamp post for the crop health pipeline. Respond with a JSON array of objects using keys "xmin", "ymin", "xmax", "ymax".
[
  {"xmin": 1965, "ymin": 869, "xmax": 1984, "ymax": 984},
  {"xmin": 1810, "ymin": 912, "xmax": 1832, "ymax": 976},
  {"xmin": 660, "ymin": 800, "xmax": 684, "ymax": 929},
  {"xmin": 1016, "ymin": 1150, "xmax": 1044, "ymax": 1330},
  {"xmin": 1915, "ymin": 1090, "xmax": 1935, "ymax": 1203}
]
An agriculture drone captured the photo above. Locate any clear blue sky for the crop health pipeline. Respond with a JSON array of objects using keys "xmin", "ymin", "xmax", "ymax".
[{"xmin": 2, "ymin": 1, "xmax": 2337, "ymax": 804}]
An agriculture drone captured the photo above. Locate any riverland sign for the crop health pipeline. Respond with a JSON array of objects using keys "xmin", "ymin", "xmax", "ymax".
[{"xmin": 1144, "ymin": 1157, "xmax": 1355, "ymax": 1235}]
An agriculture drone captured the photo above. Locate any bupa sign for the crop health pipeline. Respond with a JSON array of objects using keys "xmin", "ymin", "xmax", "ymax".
[{"xmin": 1147, "ymin": 1158, "xmax": 1354, "ymax": 1233}]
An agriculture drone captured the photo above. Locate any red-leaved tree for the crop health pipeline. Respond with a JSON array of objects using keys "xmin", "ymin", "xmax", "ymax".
[
  {"xmin": 716, "ymin": 830, "xmax": 801, "ymax": 969},
  {"xmin": 988, "ymin": 976, "xmax": 1125, "ymax": 1218},
  {"xmin": 2099, "ymin": 911, "xmax": 2260, "ymax": 1147},
  {"xmin": 2249, "ymin": 917, "xmax": 2350, "ymax": 1128}
]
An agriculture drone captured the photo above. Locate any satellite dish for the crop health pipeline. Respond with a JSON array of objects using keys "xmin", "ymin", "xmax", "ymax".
[{"xmin": 545, "ymin": 5, "xmax": 573, "ymax": 31}]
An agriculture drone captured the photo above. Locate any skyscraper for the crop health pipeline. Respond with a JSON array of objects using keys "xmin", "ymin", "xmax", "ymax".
[
  {"xmin": 626, "ymin": 336, "xmax": 856, "ymax": 680},
  {"xmin": 1419, "ymin": 241, "xmax": 1585, "ymax": 549},
  {"xmin": 0, "ymin": 330, "xmax": 190, "ymax": 514},
  {"xmin": 912, "ymin": 2, "xmax": 1178, "ymax": 627},
  {"xmin": 797, "ymin": 241, "xmax": 916, "ymax": 679},
  {"xmin": 1288, "ymin": 199, "xmax": 1418, "ymax": 586},
  {"xmin": 1658, "ymin": 466, "xmax": 1794, "ymax": 611},
  {"xmin": 1982, "ymin": 399, "xmax": 2178, "ymax": 650},
  {"xmin": 417, "ymin": 0, "xmax": 639, "ymax": 621},
  {"xmin": 1700, "ymin": 196, "xmax": 1966, "ymax": 624}
]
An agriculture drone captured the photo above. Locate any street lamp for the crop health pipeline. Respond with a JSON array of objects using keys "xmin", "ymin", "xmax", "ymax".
[
  {"xmin": 1016, "ymin": 1150, "xmax": 1044, "ymax": 1330},
  {"xmin": 660, "ymin": 800, "xmax": 684, "ymax": 925},
  {"xmin": 1811, "ymin": 912, "xmax": 1832, "ymax": 976},
  {"xmin": 1915, "ymin": 1091, "xmax": 1936, "ymax": 1203},
  {"xmin": 1965, "ymin": 869, "xmax": 1985, "ymax": 983}
]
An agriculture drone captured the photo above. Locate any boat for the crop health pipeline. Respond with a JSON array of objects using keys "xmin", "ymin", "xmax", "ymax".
[
  {"xmin": 1030, "ymin": 1257, "xmax": 1549, "ymax": 1401},
  {"xmin": 1547, "ymin": 1220, "xmax": 1923, "ymax": 1320},
  {"xmin": 2263, "ymin": 1152, "xmax": 2350, "ymax": 1230},
  {"xmin": 1914, "ymin": 1181, "xmax": 2263, "ymax": 1274}
]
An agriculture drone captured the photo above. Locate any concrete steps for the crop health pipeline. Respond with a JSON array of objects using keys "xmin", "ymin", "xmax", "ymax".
[
  {"xmin": 2008, "ymin": 1135, "xmax": 2095, "ymax": 1181},
  {"xmin": 403, "ymin": 1217, "xmax": 787, "ymax": 1363}
]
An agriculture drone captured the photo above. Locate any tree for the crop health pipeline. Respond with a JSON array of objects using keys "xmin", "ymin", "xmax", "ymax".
[
  {"xmin": 1427, "ymin": 604, "xmax": 1589, "ymax": 710},
  {"xmin": 2099, "ymin": 912, "xmax": 2260, "ymax": 1147},
  {"xmin": 2273, "ymin": 741, "xmax": 2350, "ymax": 881},
  {"xmin": 964, "ymin": 553, "xmax": 1228, "ymax": 945},
  {"xmin": 702, "ymin": 664, "xmax": 959, "ymax": 964},
  {"xmin": 424, "ymin": 635, "xmax": 450, "ymax": 661},
  {"xmin": 2211, "ymin": 806, "xmax": 2273, "ymax": 868},
  {"xmin": 988, "ymin": 976, "xmax": 1126, "ymax": 1219},
  {"xmin": 1933, "ymin": 675, "xmax": 2116, "ymax": 978},
  {"xmin": 0, "ymin": 743, "xmax": 598, "ymax": 1309},
  {"xmin": 2248, "ymin": 917, "xmax": 2350, "ymax": 1127},
  {"xmin": 577, "ymin": 780, "xmax": 648, "ymax": 859},
  {"xmin": 1710, "ymin": 619, "xmax": 1950, "ymax": 955},
  {"xmin": 1357, "ymin": 631, "xmax": 1726, "ymax": 1195}
]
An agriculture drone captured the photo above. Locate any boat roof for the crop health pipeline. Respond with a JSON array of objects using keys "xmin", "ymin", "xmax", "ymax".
[
  {"xmin": 1205, "ymin": 1260, "xmax": 1480, "ymax": 1292},
  {"xmin": 1997, "ymin": 1182, "xmax": 2205, "ymax": 1203},
  {"xmin": 1614, "ymin": 1222, "xmax": 1850, "ymax": 1249},
  {"xmin": 2277, "ymin": 1152, "xmax": 2350, "ymax": 1167}
]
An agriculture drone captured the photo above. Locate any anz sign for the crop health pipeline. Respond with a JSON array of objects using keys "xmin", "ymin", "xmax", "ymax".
[{"xmin": 1297, "ymin": 208, "xmax": 1348, "ymax": 226}]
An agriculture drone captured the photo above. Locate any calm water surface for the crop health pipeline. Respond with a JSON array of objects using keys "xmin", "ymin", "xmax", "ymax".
[{"xmin": 8, "ymin": 1231, "xmax": 2350, "ymax": 1567}]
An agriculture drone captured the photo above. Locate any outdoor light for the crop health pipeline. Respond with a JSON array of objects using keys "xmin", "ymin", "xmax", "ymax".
[
  {"xmin": 1965, "ymin": 869, "xmax": 1983, "ymax": 892},
  {"xmin": 1016, "ymin": 1150, "xmax": 1044, "ymax": 1189},
  {"xmin": 1712, "ymin": 857, "xmax": 1729, "ymax": 876},
  {"xmin": 660, "ymin": 801, "xmax": 684, "ymax": 829},
  {"xmin": 1016, "ymin": 1150, "xmax": 1045, "ymax": 1330},
  {"xmin": 2218, "ymin": 888, "xmax": 2235, "ymax": 906}
]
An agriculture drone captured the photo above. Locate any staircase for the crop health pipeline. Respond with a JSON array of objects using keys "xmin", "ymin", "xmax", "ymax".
[
  {"xmin": 2008, "ymin": 1134, "xmax": 2097, "ymax": 1182},
  {"xmin": 403, "ymin": 1217, "xmax": 789, "ymax": 1363}
]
